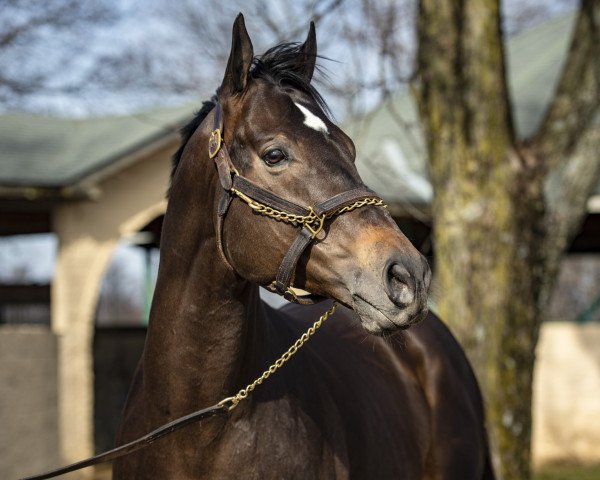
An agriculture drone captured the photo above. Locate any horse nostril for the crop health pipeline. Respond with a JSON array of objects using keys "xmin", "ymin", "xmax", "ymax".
[{"xmin": 386, "ymin": 263, "xmax": 416, "ymax": 308}]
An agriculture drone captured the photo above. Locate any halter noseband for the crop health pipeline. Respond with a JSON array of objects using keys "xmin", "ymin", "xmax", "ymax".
[{"xmin": 209, "ymin": 101, "xmax": 386, "ymax": 304}]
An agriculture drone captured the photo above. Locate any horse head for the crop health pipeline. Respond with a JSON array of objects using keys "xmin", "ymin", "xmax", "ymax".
[{"xmin": 190, "ymin": 14, "xmax": 431, "ymax": 334}]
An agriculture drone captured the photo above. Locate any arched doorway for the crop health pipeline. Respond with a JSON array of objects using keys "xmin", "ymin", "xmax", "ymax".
[{"xmin": 93, "ymin": 216, "xmax": 162, "ymax": 454}]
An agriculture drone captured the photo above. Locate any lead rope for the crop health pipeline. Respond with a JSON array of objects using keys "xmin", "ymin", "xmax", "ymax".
[{"xmin": 20, "ymin": 302, "xmax": 337, "ymax": 480}]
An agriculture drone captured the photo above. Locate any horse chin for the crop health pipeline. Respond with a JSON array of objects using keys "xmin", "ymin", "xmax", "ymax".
[{"xmin": 351, "ymin": 293, "xmax": 427, "ymax": 336}]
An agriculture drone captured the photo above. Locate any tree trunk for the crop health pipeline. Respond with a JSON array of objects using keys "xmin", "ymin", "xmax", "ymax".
[{"xmin": 414, "ymin": 1, "xmax": 600, "ymax": 479}]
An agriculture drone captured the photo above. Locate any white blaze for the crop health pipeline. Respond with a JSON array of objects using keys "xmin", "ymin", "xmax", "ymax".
[{"xmin": 294, "ymin": 102, "xmax": 329, "ymax": 134}]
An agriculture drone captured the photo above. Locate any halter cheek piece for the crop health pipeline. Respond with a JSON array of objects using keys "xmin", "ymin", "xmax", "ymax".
[{"xmin": 209, "ymin": 101, "xmax": 386, "ymax": 304}]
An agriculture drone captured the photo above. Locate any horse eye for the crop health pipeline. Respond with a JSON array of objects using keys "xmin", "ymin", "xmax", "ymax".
[{"xmin": 262, "ymin": 148, "xmax": 287, "ymax": 166}]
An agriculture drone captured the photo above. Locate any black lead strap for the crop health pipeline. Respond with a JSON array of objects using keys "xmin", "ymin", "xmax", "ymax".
[{"xmin": 19, "ymin": 404, "xmax": 228, "ymax": 480}]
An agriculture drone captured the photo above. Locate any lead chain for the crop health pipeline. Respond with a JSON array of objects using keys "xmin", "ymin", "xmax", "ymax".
[{"xmin": 219, "ymin": 302, "xmax": 337, "ymax": 411}]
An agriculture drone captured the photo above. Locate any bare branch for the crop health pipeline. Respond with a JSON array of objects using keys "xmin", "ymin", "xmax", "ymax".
[
  {"xmin": 534, "ymin": 0, "xmax": 600, "ymax": 162},
  {"xmin": 540, "ymin": 127, "xmax": 600, "ymax": 308},
  {"xmin": 0, "ymin": 1, "xmax": 116, "ymax": 102}
]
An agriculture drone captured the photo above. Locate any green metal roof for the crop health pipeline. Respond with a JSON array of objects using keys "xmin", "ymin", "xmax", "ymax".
[
  {"xmin": 0, "ymin": 103, "xmax": 194, "ymax": 188},
  {"xmin": 348, "ymin": 13, "xmax": 579, "ymax": 206}
]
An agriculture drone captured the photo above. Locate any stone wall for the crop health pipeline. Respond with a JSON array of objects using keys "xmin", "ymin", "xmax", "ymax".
[
  {"xmin": 0, "ymin": 325, "xmax": 60, "ymax": 479},
  {"xmin": 532, "ymin": 322, "xmax": 600, "ymax": 466}
]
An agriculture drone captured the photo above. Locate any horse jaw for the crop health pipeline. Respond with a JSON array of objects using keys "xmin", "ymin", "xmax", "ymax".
[{"xmin": 350, "ymin": 291, "xmax": 429, "ymax": 336}]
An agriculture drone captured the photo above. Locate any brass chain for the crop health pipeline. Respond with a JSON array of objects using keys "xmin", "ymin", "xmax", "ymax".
[
  {"xmin": 230, "ymin": 188, "xmax": 319, "ymax": 226},
  {"xmin": 326, "ymin": 197, "xmax": 387, "ymax": 218},
  {"xmin": 219, "ymin": 302, "xmax": 337, "ymax": 411},
  {"xmin": 230, "ymin": 187, "xmax": 386, "ymax": 230}
]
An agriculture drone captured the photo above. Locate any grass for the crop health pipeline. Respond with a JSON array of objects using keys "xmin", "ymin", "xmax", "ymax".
[
  {"xmin": 93, "ymin": 463, "xmax": 600, "ymax": 479},
  {"xmin": 534, "ymin": 463, "xmax": 600, "ymax": 480}
]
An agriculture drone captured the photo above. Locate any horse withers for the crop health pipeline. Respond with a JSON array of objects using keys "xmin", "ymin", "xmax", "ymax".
[{"xmin": 114, "ymin": 14, "xmax": 494, "ymax": 479}]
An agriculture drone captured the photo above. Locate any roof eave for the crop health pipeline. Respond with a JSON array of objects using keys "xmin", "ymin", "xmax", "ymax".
[
  {"xmin": 65, "ymin": 127, "xmax": 181, "ymax": 193},
  {"xmin": 0, "ymin": 121, "xmax": 183, "ymax": 203}
]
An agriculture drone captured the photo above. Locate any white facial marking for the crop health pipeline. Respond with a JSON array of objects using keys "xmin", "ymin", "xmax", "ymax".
[{"xmin": 294, "ymin": 102, "xmax": 329, "ymax": 134}]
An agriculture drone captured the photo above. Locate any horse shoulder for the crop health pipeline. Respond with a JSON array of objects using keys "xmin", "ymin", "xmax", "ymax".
[
  {"xmin": 269, "ymin": 303, "xmax": 432, "ymax": 479},
  {"xmin": 403, "ymin": 312, "xmax": 490, "ymax": 478}
]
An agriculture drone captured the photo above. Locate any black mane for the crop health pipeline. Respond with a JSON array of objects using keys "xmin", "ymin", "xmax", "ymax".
[
  {"xmin": 170, "ymin": 97, "xmax": 217, "ymax": 185},
  {"xmin": 170, "ymin": 42, "xmax": 328, "ymax": 185}
]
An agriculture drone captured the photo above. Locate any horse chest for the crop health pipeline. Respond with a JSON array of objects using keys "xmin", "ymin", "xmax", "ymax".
[
  {"xmin": 208, "ymin": 399, "xmax": 348, "ymax": 479},
  {"xmin": 202, "ymin": 373, "xmax": 429, "ymax": 480}
]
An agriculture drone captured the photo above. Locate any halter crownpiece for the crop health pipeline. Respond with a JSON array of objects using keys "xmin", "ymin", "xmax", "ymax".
[{"xmin": 210, "ymin": 101, "xmax": 386, "ymax": 304}]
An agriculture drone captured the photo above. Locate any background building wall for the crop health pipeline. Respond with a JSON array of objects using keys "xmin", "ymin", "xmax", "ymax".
[
  {"xmin": 0, "ymin": 326, "xmax": 60, "ymax": 479},
  {"xmin": 532, "ymin": 322, "xmax": 600, "ymax": 466}
]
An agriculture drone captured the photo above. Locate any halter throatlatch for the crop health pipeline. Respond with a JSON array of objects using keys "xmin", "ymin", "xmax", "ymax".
[{"xmin": 210, "ymin": 101, "xmax": 386, "ymax": 304}]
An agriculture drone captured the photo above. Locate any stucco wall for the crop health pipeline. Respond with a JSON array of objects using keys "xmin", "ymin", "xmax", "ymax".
[
  {"xmin": 532, "ymin": 322, "xmax": 600, "ymax": 466},
  {"xmin": 51, "ymin": 139, "xmax": 171, "ymax": 466},
  {"xmin": 0, "ymin": 325, "xmax": 60, "ymax": 480}
]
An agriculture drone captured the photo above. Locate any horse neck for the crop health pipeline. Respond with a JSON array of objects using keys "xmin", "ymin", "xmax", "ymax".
[{"xmin": 141, "ymin": 135, "xmax": 268, "ymax": 416}]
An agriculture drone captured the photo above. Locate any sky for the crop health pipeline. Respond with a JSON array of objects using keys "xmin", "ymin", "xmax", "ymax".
[{"xmin": 0, "ymin": 0, "xmax": 577, "ymax": 118}]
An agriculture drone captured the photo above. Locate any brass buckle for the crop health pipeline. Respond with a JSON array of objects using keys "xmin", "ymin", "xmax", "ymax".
[
  {"xmin": 284, "ymin": 287, "xmax": 299, "ymax": 303},
  {"xmin": 266, "ymin": 281, "xmax": 311, "ymax": 304},
  {"xmin": 208, "ymin": 129, "xmax": 222, "ymax": 159},
  {"xmin": 305, "ymin": 207, "xmax": 326, "ymax": 239}
]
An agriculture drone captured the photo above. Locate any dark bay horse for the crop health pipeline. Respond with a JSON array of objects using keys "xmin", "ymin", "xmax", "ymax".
[{"xmin": 114, "ymin": 14, "xmax": 494, "ymax": 479}]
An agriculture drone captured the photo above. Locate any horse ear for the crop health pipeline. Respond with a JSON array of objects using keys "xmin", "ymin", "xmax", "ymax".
[
  {"xmin": 298, "ymin": 21, "xmax": 317, "ymax": 82},
  {"xmin": 221, "ymin": 13, "xmax": 254, "ymax": 96}
]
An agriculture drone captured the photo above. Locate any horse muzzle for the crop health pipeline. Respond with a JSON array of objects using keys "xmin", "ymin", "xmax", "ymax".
[{"xmin": 349, "ymin": 247, "xmax": 431, "ymax": 336}]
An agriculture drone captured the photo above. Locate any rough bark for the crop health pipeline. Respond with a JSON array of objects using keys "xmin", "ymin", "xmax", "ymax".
[{"xmin": 414, "ymin": 1, "xmax": 600, "ymax": 479}]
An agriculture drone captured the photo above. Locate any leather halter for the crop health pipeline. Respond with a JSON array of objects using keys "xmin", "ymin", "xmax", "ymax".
[{"xmin": 209, "ymin": 101, "xmax": 385, "ymax": 304}]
